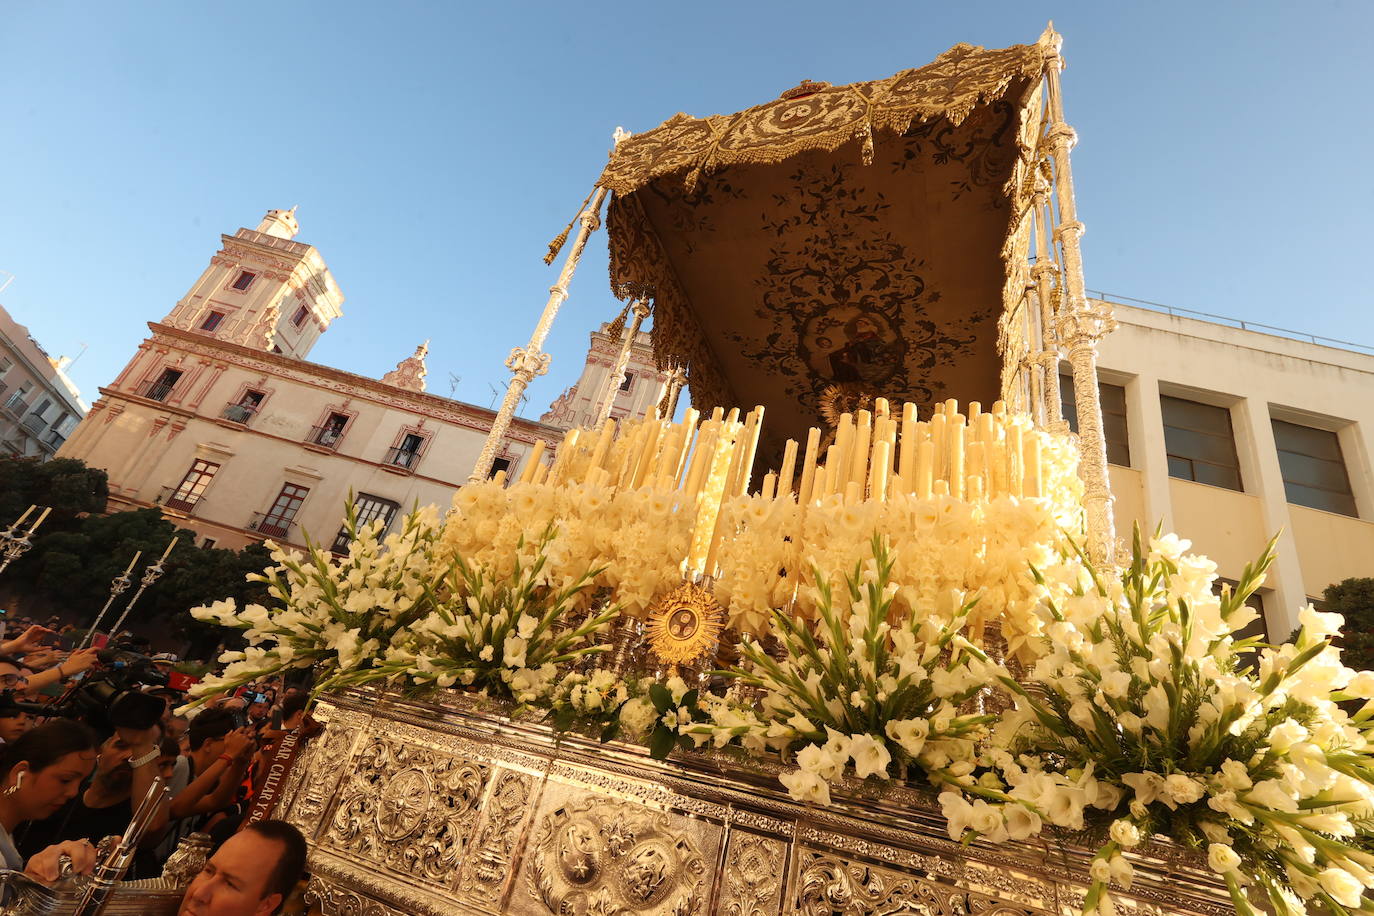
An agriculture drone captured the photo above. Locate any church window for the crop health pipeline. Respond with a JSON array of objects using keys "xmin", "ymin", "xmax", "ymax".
[
  {"xmin": 1059, "ymin": 373, "xmax": 1130, "ymax": 467},
  {"xmin": 1272, "ymin": 418, "xmax": 1357, "ymax": 517},
  {"xmin": 619, "ymin": 372, "xmax": 635, "ymax": 392},
  {"xmin": 231, "ymin": 271, "xmax": 255, "ymax": 291},
  {"xmin": 200, "ymin": 310, "xmax": 225, "ymax": 332},
  {"xmin": 1161, "ymin": 395, "xmax": 1243, "ymax": 491},
  {"xmin": 165, "ymin": 459, "xmax": 220, "ymax": 512},
  {"xmin": 291, "ymin": 305, "xmax": 309, "ymax": 327},
  {"xmin": 490, "ymin": 456, "xmax": 513, "ymax": 479}
]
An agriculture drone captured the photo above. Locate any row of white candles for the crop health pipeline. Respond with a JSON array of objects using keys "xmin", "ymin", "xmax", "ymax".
[{"xmin": 499, "ymin": 397, "xmax": 1059, "ymax": 579}]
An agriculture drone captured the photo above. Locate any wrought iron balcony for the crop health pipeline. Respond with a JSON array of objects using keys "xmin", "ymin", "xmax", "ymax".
[
  {"xmin": 307, "ymin": 425, "xmax": 344, "ymax": 450},
  {"xmin": 20, "ymin": 413, "xmax": 47, "ymax": 434},
  {"xmin": 220, "ymin": 402, "xmax": 259, "ymax": 425},
  {"xmin": 383, "ymin": 447, "xmax": 420, "ymax": 470},
  {"xmin": 43, "ymin": 429, "xmax": 66, "ymax": 449},
  {"xmin": 158, "ymin": 485, "xmax": 201, "ymax": 514},
  {"xmin": 139, "ymin": 379, "xmax": 177, "ymax": 402},
  {"xmin": 1, "ymin": 396, "xmax": 29, "ymax": 419},
  {"xmin": 247, "ymin": 512, "xmax": 294, "ymax": 540},
  {"xmin": 0, "ymin": 381, "xmax": 7, "ymax": 400}
]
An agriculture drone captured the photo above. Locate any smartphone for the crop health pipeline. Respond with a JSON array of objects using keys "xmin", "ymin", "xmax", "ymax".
[{"xmin": 253, "ymin": 692, "xmax": 269, "ymax": 704}]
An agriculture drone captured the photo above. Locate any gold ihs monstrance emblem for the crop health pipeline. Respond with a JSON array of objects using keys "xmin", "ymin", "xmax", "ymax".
[{"xmin": 645, "ymin": 582, "xmax": 724, "ymax": 670}]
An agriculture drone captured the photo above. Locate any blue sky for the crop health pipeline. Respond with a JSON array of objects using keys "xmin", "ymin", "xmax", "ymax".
[{"xmin": 2, "ymin": 1, "xmax": 1370, "ymax": 418}]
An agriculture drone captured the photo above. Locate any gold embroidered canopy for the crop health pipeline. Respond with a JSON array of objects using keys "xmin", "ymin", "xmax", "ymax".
[{"xmin": 595, "ymin": 35, "xmax": 1055, "ymax": 449}]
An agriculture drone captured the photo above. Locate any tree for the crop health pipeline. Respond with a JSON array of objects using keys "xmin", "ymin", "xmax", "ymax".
[
  {"xmin": 1327, "ymin": 577, "xmax": 1374, "ymax": 674},
  {"xmin": 0, "ymin": 457, "xmax": 108, "ymax": 528}
]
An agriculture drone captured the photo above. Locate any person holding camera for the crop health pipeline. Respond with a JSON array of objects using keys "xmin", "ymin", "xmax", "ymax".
[
  {"xmin": 0, "ymin": 720, "xmax": 106, "ymax": 894},
  {"xmin": 17, "ymin": 721, "xmax": 169, "ymax": 878},
  {"xmin": 155, "ymin": 709, "xmax": 254, "ymax": 864}
]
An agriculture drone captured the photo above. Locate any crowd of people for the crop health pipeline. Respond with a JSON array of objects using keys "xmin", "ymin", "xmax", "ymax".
[{"xmin": 0, "ymin": 620, "xmax": 311, "ymax": 915}]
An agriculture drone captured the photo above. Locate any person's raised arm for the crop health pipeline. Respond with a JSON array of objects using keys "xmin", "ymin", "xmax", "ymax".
[
  {"xmin": 170, "ymin": 729, "xmax": 254, "ymax": 819},
  {"xmin": 118, "ymin": 724, "xmax": 170, "ymax": 843},
  {"xmin": 23, "ymin": 648, "xmax": 100, "ymax": 691}
]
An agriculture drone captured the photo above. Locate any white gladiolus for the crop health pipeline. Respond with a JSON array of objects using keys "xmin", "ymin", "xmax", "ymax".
[
  {"xmin": 1316, "ymin": 867, "xmax": 1364, "ymax": 908},
  {"xmin": 1207, "ymin": 843, "xmax": 1242, "ymax": 874}
]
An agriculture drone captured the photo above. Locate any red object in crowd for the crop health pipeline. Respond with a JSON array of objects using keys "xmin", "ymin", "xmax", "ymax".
[{"xmin": 167, "ymin": 671, "xmax": 201, "ymax": 691}]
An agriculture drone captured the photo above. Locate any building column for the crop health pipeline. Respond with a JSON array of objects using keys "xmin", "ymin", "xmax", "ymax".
[
  {"xmin": 1127, "ymin": 374, "xmax": 1174, "ymax": 535},
  {"xmin": 1232, "ymin": 397, "xmax": 1306, "ymax": 637}
]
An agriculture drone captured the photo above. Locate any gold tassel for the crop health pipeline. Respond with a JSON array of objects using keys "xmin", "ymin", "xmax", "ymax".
[
  {"xmin": 606, "ymin": 303, "xmax": 632, "ymax": 340},
  {"xmin": 543, "ymin": 186, "xmax": 598, "ymax": 265}
]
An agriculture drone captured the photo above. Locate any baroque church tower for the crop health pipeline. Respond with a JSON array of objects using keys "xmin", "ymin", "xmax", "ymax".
[{"xmin": 158, "ymin": 207, "xmax": 344, "ymax": 360}]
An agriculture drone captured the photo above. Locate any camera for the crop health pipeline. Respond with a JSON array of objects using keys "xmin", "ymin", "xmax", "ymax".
[{"xmin": 9, "ymin": 649, "xmax": 172, "ymax": 733}]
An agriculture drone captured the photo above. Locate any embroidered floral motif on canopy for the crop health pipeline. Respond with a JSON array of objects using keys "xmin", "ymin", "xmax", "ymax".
[{"xmin": 596, "ymin": 39, "xmax": 1050, "ymax": 447}]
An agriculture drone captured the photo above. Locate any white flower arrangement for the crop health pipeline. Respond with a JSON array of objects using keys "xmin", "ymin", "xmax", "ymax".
[
  {"xmin": 684, "ymin": 535, "xmax": 1007, "ymax": 806},
  {"xmin": 973, "ymin": 530, "xmax": 1374, "ymax": 916},
  {"xmin": 188, "ymin": 503, "xmax": 448, "ymax": 704}
]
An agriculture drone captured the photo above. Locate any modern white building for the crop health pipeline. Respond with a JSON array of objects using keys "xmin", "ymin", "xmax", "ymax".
[
  {"xmin": 57, "ymin": 210, "xmax": 669, "ymax": 553},
  {"xmin": 1073, "ymin": 296, "xmax": 1374, "ymax": 639},
  {"xmin": 0, "ymin": 303, "xmax": 87, "ymax": 459}
]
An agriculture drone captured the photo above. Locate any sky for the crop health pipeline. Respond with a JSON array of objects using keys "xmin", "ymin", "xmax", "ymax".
[{"xmin": 2, "ymin": 0, "xmax": 1371, "ymax": 419}]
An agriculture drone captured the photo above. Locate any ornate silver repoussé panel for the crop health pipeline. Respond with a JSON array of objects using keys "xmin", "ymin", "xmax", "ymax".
[{"xmin": 282, "ymin": 689, "xmax": 1233, "ymax": 916}]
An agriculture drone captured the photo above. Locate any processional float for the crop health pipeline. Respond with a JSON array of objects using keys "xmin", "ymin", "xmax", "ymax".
[{"xmin": 188, "ymin": 26, "xmax": 1265, "ymax": 916}]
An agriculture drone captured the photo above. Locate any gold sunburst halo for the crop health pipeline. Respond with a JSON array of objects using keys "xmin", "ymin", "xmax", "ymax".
[{"xmin": 645, "ymin": 582, "xmax": 725, "ymax": 667}]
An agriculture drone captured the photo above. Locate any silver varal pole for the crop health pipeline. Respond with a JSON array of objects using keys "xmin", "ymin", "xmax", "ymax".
[
  {"xmin": 104, "ymin": 559, "xmax": 168, "ymax": 645},
  {"xmin": 81, "ymin": 559, "xmax": 140, "ymax": 649}
]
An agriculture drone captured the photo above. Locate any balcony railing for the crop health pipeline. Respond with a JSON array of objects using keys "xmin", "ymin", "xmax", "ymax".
[
  {"xmin": 158, "ymin": 485, "xmax": 201, "ymax": 514},
  {"xmin": 20, "ymin": 414, "xmax": 47, "ymax": 434},
  {"xmin": 43, "ymin": 429, "xmax": 66, "ymax": 449},
  {"xmin": 384, "ymin": 447, "xmax": 420, "ymax": 470},
  {"xmin": 0, "ymin": 381, "xmax": 7, "ymax": 400},
  {"xmin": 139, "ymin": 379, "xmax": 177, "ymax": 402},
  {"xmin": 220, "ymin": 402, "xmax": 260, "ymax": 425},
  {"xmin": 248, "ymin": 512, "xmax": 294, "ymax": 540},
  {"xmin": 2, "ymin": 397, "xmax": 29, "ymax": 419},
  {"xmin": 307, "ymin": 426, "xmax": 344, "ymax": 450}
]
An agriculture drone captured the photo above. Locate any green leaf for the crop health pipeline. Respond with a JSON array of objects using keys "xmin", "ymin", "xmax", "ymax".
[
  {"xmin": 649, "ymin": 725, "xmax": 676, "ymax": 759},
  {"xmin": 681, "ymin": 689, "xmax": 699, "ymax": 710},
  {"xmin": 600, "ymin": 721, "xmax": 621, "ymax": 744},
  {"xmin": 649, "ymin": 683, "xmax": 672, "ymax": 713}
]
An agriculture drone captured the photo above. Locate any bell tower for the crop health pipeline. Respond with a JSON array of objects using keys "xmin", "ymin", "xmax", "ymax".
[{"xmin": 160, "ymin": 208, "xmax": 344, "ymax": 360}]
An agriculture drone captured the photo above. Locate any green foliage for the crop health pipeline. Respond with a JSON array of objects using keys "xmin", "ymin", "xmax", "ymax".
[
  {"xmin": 0, "ymin": 456, "xmax": 108, "ymax": 527},
  {"xmin": 0, "ymin": 455, "xmax": 271, "ymax": 650},
  {"xmin": 1327, "ymin": 577, "xmax": 1374, "ymax": 674}
]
